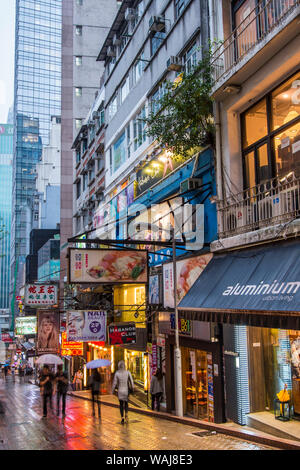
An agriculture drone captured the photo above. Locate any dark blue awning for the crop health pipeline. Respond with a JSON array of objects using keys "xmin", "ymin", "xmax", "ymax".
[{"xmin": 178, "ymin": 241, "xmax": 300, "ymax": 329}]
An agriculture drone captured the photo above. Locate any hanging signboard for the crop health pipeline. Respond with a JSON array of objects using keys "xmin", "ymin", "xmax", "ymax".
[
  {"xmin": 163, "ymin": 253, "xmax": 213, "ymax": 308},
  {"xmin": 1, "ymin": 333, "xmax": 12, "ymax": 343},
  {"xmin": 61, "ymin": 332, "xmax": 83, "ymax": 356},
  {"xmin": 68, "ymin": 248, "xmax": 148, "ymax": 284},
  {"xmin": 24, "ymin": 284, "xmax": 58, "ymax": 307},
  {"xmin": 37, "ymin": 310, "xmax": 60, "ymax": 355},
  {"xmin": 67, "ymin": 310, "xmax": 107, "ymax": 342},
  {"xmin": 108, "ymin": 322, "xmax": 136, "ymax": 345},
  {"xmin": 15, "ymin": 316, "xmax": 37, "ymax": 336}
]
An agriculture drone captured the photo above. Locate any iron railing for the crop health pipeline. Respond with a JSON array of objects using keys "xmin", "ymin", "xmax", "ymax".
[
  {"xmin": 219, "ymin": 174, "xmax": 300, "ymax": 238},
  {"xmin": 211, "ymin": 0, "xmax": 300, "ymax": 85}
]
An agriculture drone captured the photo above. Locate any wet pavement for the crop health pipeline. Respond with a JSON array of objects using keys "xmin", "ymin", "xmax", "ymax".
[{"xmin": 0, "ymin": 377, "xmax": 276, "ymax": 450}]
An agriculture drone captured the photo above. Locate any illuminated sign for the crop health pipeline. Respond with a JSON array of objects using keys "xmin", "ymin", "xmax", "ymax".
[
  {"xmin": 61, "ymin": 332, "xmax": 83, "ymax": 356},
  {"xmin": 15, "ymin": 316, "xmax": 37, "ymax": 336}
]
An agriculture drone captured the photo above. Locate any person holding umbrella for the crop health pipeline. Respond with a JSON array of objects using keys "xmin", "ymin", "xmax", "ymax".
[
  {"xmin": 87, "ymin": 368, "xmax": 103, "ymax": 418},
  {"xmin": 39, "ymin": 364, "xmax": 54, "ymax": 418},
  {"xmin": 112, "ymin": 360, "xmax": 134, "ymax": 424}
]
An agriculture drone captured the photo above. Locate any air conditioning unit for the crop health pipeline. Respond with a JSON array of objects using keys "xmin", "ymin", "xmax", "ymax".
[
  {"xmin": 125, "ymin": 8, "xmax": 136, "ymax": 21},
  {"xmin": 180, "ymin": 178, "xmax": 202, "ymax": 193},
  {"xmin": 258, "ymin": 196, "xmax": 276, "ymax": 225},
  {"xmin": 113, "ymin": 34, "xmax": 122, "ymax": 46},
  {"xmin": 166, "ymin": 56, "xmax": 183, "ymax": 72},
  {"xmin": 224, "ymin": 206, "xmax": 253, "ymax": 233},
  {"xmin": 107, "ymin": 45, "xmax": 116, "ymax": 57},
  {"xmin": 149, "ymin": 16, "xmax": 165, "ymax": 32},
  {"xmin": 278, "ymin": 185, "xmax": 299, "ymax": 215}
]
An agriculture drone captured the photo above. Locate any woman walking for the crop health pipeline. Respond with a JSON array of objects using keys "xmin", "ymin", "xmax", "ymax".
[
  {"xmin": 150, "ymin": 369, "xmax": 164, "ymax": 411},
  {"xmin": 112, "ymin": 361, "xmax": 134, "ymax": 424}
]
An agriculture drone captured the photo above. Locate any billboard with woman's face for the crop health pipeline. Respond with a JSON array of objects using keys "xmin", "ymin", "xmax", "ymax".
[
  {"xmin": 67, "ymin": 310, "xmax": 107, "ymax": 342},
  {"xmin": 37, "ymin": 310, "xmax": 60, "ymax": 355}
]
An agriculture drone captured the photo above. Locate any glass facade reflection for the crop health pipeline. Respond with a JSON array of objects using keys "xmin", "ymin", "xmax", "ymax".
[
  {"xmin": 0, "ymin": 125, "xmax": 13, "ymax": 308},
  {"xmin": 11, "ymin": 0, "xmax": 62, "ymax": 306}
]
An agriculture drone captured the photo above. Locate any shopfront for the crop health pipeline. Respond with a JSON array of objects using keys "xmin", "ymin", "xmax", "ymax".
[
  {"xmin": 178, "ymin": 240, "xmax": 300, "ymax": 427},
  {"xmin": 86, "ymin": 342, "xmax": 112, "ymax": 394}
]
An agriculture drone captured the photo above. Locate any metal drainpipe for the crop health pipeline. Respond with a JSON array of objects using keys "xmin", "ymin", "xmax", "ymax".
[{"xmin": 214, "ymin": 100, "xmax": 225, "ymax": 234}]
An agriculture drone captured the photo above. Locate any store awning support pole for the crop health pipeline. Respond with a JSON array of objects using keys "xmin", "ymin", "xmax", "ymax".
[{"xmin": 173, "ymin": 236, "xmax": 183, "ymax": 417}]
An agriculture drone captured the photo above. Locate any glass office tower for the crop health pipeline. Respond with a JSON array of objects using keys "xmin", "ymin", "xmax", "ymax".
[
  {"xmin": 11, "ymin": 0, "xmax": 62, "ymax": 317},
  {"xmin": 0, "ymin": 125, "xmax": 13, "ymax": 309}
]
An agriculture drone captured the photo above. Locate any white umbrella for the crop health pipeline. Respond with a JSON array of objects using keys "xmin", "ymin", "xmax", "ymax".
[
  {"xmin": 35, "ymin": 354, "xmax": 63, "ymax": 365},
  {"xmin": 86, "ymin": 359, "xmax": 111, "ymax": 369}
]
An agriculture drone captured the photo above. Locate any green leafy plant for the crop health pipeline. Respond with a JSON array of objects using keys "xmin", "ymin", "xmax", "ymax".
[{"xmin": 145, "ymin": 48, "xmax": 215, "ymax": 157}]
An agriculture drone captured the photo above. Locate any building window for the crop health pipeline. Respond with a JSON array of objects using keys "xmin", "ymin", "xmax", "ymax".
[
  {"xmin": 242, "ymin": 70, "xmax": 300, "ymax": 188},
  {"xmin": 133, "ymin": 106, "xmax": 147, "ymax": 151},
  {"xmin": 133, "ymin": 51, "xmax": 145, "ymax": 84},
  {"xmin": 76, "ymin": 147, "xmax": 81, "ymax": 164},
  {"xmin": 121, "ymin": 76, "xmax": 130, "ymax": 103},
  {"xmin": 151, "ymin": 82, "xmax": 166, "ymax": 115},
  {"xmin": 75, "ymin": 56, "xmax": 82, "ymax": 66},
  {"xmin": 175, "ymin": 0, "xmax": 189, "ymax": 19},
  {"xmin": 151, "ymin": 31, "xmax": 166, "ymax": 56},
  {"xmin": 76, "ymin": 180, "xmax": 81, "ymax": 199},
  {"xmin": 108, "ymin": 95, "xmax": 118, "ymax": 121},
  {"xmin": 182, "ymin": 43, "xmax": 198, "ymax": 74},
  {"xmin": 75, "ymin": 119, "xmax": 82, "ymax": 129},
  {"xmin": 75, "ymin": 87, "xmax": 82, "ymax": 97},
  {"xmin": 76, "ymin": 0, "xmax": 83, "ymax": 5},
  {"xmin": 112, "ymin": 132, "xmax": 127, "ymax": 173},
  {"xmin": 75, "ymin": 25, "xmax": 82, "ymax": 36}
]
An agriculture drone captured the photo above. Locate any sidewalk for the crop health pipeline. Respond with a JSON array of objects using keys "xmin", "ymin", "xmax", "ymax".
[{"xmin": 68, "ymin": 390, "xmax": 300, "ymax": 450}]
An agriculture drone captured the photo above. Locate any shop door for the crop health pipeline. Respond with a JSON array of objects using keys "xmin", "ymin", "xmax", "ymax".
[{"xmin": 182, "ymin": 348, "xmax": 209, "ymax": 420}]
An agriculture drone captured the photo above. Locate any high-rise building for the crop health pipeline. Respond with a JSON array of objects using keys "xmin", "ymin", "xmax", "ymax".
[
  {"xmin": 60, "ymin": 0, "xmax": 119, "ymax": 306},
  {"xmin": 0, "ymin": 124, "xmax": 13, "ymax": 310},
  {"xmin": 11, "ymin": 0, "xmax": 62, "ymax": 322}
]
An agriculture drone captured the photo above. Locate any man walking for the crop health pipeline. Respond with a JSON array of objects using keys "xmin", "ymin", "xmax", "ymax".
[
  {"xmin": 55, "ymin": 365, "xmax": 68, "ymax": 417},
  {"xmin": 39, "ymin": 365, "xmax": 54, "ymax": 418}
]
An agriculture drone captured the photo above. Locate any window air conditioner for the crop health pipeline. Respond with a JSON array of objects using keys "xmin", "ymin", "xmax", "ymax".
[
  {"xmin": 166, "ymin": 56, "xmax": 183, "ymax": 72},
  {"xmin": 180, "ymin": 178, "xmax": 202, "ymax": 193},
  {"xmin": 149, "ymin": 16, "xmax": 165, "ymax": 32},
  {"xmin": 224, "ymin": 205, "xmax": 254, "ymax": 233},
  {"xmin": 113, "ymin": 34, "xmax": 122, "ymax": 46},
  {"xmin": 125, "ymin": 8, "xmax": 136, "ymax": 21},
  {"xmin": 107, "ymin": 46, "xmax": 116, "ymax": 57}
]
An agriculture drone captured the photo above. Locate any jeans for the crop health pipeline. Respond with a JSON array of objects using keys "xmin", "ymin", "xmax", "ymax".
[
  {"xmin": 119, "ymin": 399, "xmax": 128, "ymax": 418},
  {"xmin": 57, "ymin": 392, "xmax": 66, "ymax": 415},
  {"xmin": 151, "ymin": 393, "xmax": 162, "ymax": 411},
  {"xmin": 43, "ymin": 393, "xmax": 52, "ymax": 416}
]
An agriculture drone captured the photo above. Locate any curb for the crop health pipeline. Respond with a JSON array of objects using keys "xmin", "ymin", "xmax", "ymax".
[{"xmin": 68, "ymin": 392, "xmax": 300, "ymax": 450}]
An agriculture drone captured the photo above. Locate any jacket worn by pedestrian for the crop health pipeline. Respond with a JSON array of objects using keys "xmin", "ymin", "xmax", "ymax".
[
  {"xmin": 112, "ymin": 367, "xmax": 134, "ymax": 401},
  {"xmin": 55, "ymin": 372, "xmax": 68, "ymax": 394},
  {"xmin": 150, "ymin": 376, "xmax": 163, "ymax": 395}
]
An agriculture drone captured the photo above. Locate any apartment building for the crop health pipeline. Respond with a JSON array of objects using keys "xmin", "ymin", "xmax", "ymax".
[{"xmin": 178, "ymin": 0, "xmax": 300, "ymax": 433}]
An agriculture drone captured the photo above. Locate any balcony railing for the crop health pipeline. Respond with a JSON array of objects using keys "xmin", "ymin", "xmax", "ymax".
[
  {"xmin": 219, "ymin": 175, "xmax": 300, "ymax": 238},
  {"xmin": 211, "ymin": 0, "xmax": 300, "ymax": 85}
]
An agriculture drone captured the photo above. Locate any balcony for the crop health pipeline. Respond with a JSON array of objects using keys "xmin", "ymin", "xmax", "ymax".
[
  {"xmin": 218, "ymin": 174, "xmax": 300, "ymax": 239},
  {"xmin": 211, "ymin": 0, "xmax": 300, "ymax": 98}
]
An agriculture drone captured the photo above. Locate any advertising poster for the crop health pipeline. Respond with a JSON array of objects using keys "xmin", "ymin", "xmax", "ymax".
[
  {"xmin": 25, "ymin": 284, "xmax": 58, "ymax": 307},
  {"xmin": 163, "ymin": 253, "xmax": 213, "ymax": 308},
  {"xmin": 149, "ymin": 275, "xmax": 160, "ymax": 304},
  {"xmin": 61, "ymin": 332, "xmax": 83, "ymax": 356},
  {"xmin": 67, "ymin": 310, "xmax": 107, "ymax": 342},
  {"xmin": 37, "ymin": 310, "xmax": 60, "ymax": 355},
  {"xmin": 108, "ymin": 323, "xmax": 136, "ymax": 345},
  {"xmin": 69, "ymin": 249, "xmax": 148, "ymax": 284},
  {"xmin": 15, "ymin": 316, "xmax": 37, "ymax": 336}
]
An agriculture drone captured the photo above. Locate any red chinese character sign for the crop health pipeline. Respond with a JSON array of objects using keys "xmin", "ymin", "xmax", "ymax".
[
  {"xmin": 25, "ymin": 284, "xmax": 58, "ymax": 307},
  {"xmin": 37, "ymin": 310, "xmax": 60, "ymax": 355},
  {"xmin": 61, "ymin": 332, "xmax": 83, "ymax": 357}
]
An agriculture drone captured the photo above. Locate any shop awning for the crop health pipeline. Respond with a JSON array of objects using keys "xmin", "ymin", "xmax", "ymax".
[
  {"xmin": 22, "ymin": 342, "xmax": 34, "ymax": 350},
  {"xmin": 178, "ymin": 241, "xmax": 300, "ymax": 329}
]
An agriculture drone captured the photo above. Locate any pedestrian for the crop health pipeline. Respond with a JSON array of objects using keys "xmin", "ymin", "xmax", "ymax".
[
  {"xmin": 18, "ymin": 365, "xmax": 23, "ymax": 381},
  {"xmin": 55, "ymin": 365, "xmax": 68, "ymax": 417},
  {"xmin": 39, "ymin": 365, "xmax": 54, "ymax": 418},
  {"xmin": 150, "ymin": 369, "xmax": 164, "ymax": 411},
  {"xmin": 73, "ymin": 369, "xmax": 83, "ymax": 390},
  {"xmin": 112, "ymin": 360, "xmax": 134, "ymax": 424},
  {"xmin": 87, "ymin": 369, "xmax": 103, "ymax": 418},
  {"xmin": 11, "ymin": 365, "xmax": 15, "ymax": 382}
]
